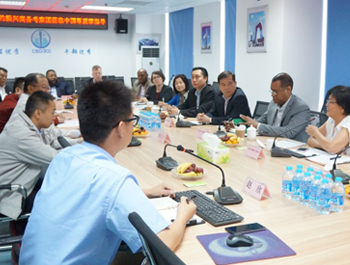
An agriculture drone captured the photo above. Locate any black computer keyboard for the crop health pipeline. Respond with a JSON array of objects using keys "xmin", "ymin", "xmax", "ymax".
[{"xmin": 174, "ymin": 190, "xmax": 244, "ymax": 227}]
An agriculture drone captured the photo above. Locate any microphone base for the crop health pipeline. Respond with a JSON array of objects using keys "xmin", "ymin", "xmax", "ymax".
[
  {"xmin": 128, "ymin": 136, "xmax": 142, "ymax": 147},
  {"xmin": 213, "ymin": 186, "xmax": 243, "ymax": 205},
  {"xmin": 176, "ymin": 121, "xmax": 193, "ymax": 128},
  {"xmin": 156, "ymin": 157, "xmax": 178, "ymax": 171},
  {"xmin": 213, "ymin": 130, "xmax": 226, "ymax": 138},
  {"xmin": 271, "ymin": 147, "xmax": 292, "ymax": 157},
  {"xmin": 330, "ymin": 169, "xmax": 350, "ymax": 185}
]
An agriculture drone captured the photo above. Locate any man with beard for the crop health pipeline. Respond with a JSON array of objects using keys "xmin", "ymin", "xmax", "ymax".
[{"xmin": 46, "ymin": 69, "xmax": 74, "ymax": 98}]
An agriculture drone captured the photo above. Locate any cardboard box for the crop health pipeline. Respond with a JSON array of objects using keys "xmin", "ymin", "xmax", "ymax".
[{"xmin": 197, "ymin": 142, "xmax": 230, "ymax": 164}]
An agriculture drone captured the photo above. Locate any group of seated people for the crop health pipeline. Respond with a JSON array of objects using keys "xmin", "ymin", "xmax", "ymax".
[{"xmin": 0, "ymin": 64, "xmax": 349, "ymax": 263}]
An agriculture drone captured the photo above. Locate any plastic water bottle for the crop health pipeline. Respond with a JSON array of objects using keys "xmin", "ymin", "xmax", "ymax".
[
  {"xmin": 316, "ymin": 170, "xmax": 323, "ymax": 178},
  {"xmin": 325, "ymin": 173, "xmax": 334, "ymax": 188},
  {"xmin": 308, "ymin": 175, "xmax": 322, "ymax": 209},
  {"xmin": 300, "ymin": 172, "xmax": 312, "ymax": 205},
  {"xmin": 296, "ymin": 165, "xmax": 303, "ymax": 172},
  {"xmin": 155, "ymin": 115, "xmax": 161, "ymax": 131},
  {"xmin": 292, "ymin": 169, "xmax": 303, "ymax": 202},
  {"xmin": 330, "ymin": 177, "xmax": 345, "ymax": 212},
  {"xmin": 316, "ymin": 179, "xmax": 332, "ymax": 214},
  {"xmin": 282, "ymin": 166, "xmax": 293, "ymax": 199},
  {"xmin": 307, "ymin": 167, "xmax": 314, "ymax": 178}
]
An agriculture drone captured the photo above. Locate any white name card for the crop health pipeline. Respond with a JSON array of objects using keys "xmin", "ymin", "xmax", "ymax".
[
  {"xmin": 196, "ymin": 128, "xmax": 209, "ymax": 139},
  {"xmin": 245, "ymin": 144, "xmax": 265, "ymax": 160},
  {"xmin": 242, "ymin": 177, "xmax": 271, "ymax": 200},
  {"xmin": 164, "ymin": 117, "xmax": 175, "ymax": 127}
]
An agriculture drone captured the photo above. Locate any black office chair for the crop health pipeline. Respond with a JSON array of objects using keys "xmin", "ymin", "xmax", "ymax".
[
  {"xmin": 310, "ymin": 110, "xmax": 328, "ymax": 127},
  {"xmin": 212, "ymin": 82, "xmax": 220, "ymax": 95},
  {"xmin": 128, "ymin": 212, "xmax": 186, "ymax": 265},
  {"xmin": 131, "ymin": 77, "xmax": 138, "ymax": 87},
  {"xmin": 252, "ymin": 100, "xmax": 269, "ymax": 120},
  {"xmin": 5, "ymin": 78, "xmax": 16, "ymax": 94},
  {"xmin": 0, "ymin": 184, "xmax": 29, "ymax": 265}
]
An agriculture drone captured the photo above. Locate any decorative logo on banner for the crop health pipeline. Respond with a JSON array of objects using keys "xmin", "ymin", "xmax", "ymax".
[{"xmin": 31, "ymin": 29, "xmax": 51, "ymax": 53}]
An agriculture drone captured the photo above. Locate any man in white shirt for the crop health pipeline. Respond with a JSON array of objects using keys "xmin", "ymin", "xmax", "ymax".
[{"xmin": 0, "ymin": 67, "xmax": 8, "ymax": 102}]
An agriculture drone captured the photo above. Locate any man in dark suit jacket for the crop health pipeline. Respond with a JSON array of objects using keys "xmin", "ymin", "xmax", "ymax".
[
  {"xmin": 167, "ymin": 67, "xmax": 215, "ymax": 117},
  {"xmin": 238, "ymin": 72, "xmax": 310, "ymax": 142},
  {"xmin": 46, "ymin": 69, "xmax": 74, "ymax": 97},
  {"xmin": 197, "ymin": 71, "xmax": 251, "ymax": 125}
]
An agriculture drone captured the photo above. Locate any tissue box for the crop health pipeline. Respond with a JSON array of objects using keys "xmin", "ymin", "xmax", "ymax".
[{"xmin": 197, "ymin": 142, "xmax": 230, "ymax": 164}]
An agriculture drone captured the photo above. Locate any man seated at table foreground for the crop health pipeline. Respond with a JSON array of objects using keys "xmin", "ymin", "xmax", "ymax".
[
  {"xmin": 19, "ymin": 81, "xmax": 196, "ymax": 264},
  {"xmin": 0, "ymin": 91, "xmax": 59, "ymax": 219},
  {"xmin": 225, "ymin": 72, "xmax": 310, "ymax": 142},
  {"xmin": 197, "ymin": 71, "xmax": 251, "ymax": 125},
  {"xmin": 306, "ymin": 85, "xmax": 350, "ymax": 154}
]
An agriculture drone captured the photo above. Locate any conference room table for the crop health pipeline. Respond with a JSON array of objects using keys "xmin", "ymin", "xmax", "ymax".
[{"xmin": 56, "ymin": 102, "xmax": 350, "ymax": 265}]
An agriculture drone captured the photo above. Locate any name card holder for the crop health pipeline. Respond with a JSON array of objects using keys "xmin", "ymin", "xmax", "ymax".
[
  {"xmin": 157, "ymin": 131, "xmax": 171, "ymax": 144},
  {"xmin": 196, "ymin": 128, "xmax": 209, "ymax": 139},
  {"xmin": 242, "ymin": 177, "xmax": 271, "ymax": 200},
  {"xmin": 164, "ymin": 117, "xmax": 175, "ymax": 127},
  {"xmin": 245, "ymin": 144, "xmax": 265, "ymax": 160}
]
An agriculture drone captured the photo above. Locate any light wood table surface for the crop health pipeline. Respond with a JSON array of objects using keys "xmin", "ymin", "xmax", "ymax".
[{"xmin": 55, "ymin": 102, "xmax": 350, "ymax": 264}]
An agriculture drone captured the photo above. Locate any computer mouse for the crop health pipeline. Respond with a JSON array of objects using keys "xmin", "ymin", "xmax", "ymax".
[{"xmin": 226, "ymin": 233, "xmax": 254, "ymax": 248}]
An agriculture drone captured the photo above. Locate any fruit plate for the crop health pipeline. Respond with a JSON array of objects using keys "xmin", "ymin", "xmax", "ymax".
[
  {"xmin": 132, "ymin": 132, "xmax": 150, "ymax": 138},
  {"xmin": 171, "ymin": 168, "xmax": 207, "ymax": 180},
  {"xmin": 345, "ymin": 185, "xmax": 350, "ymax": 198},
  {"xmin": 220, "ymin": 141, "xmax": 244, "ymax": 147}
]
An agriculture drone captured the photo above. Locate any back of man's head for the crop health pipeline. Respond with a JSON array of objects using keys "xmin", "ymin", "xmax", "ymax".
[
  {"xmin": 12, "ymin": 77, "xmax": 25, "ymax": 93},
  {"xmin": 24, "ymin": 73, "xmax": 45, "ymax": 93},
  {"xmin": 78, "ymin": 81, "xmax": 133, "ymax": 145},
  {"xmin": 272, "ymin": 72, "xmax": 294, "ymax": 90},
  {"xmin": 24, "ymin": 91, "xmax": 55, "ymax": 118}
]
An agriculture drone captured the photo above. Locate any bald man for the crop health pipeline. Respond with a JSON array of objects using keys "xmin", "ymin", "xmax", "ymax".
[{"xmin": 132, "ymin": 68, "xmax": 153, "ymax": 100}]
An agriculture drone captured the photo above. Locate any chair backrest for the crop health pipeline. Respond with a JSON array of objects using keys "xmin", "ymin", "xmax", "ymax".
[
  {"xmin": 212, "ymin": 82, "xmax": 220, "ymax": 95},
  {"xmin": 128, "ymin": 212, "xmax": 186, "ymax": 265},
  {"xmin": 310, "ymin": 110, "xmax": 328, "ymax": 127},
  {"xmin": 252, "ymin": 100, "xmax": 269, "ymax": 120},
  {"xmin": 131, "ymin": 77, "xmax": 138, "ymax": 87}
]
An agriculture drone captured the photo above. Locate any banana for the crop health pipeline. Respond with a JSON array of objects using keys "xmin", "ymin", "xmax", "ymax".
[
  {"xmin": 179, "ymin": 171, "xmax": 196, "ymax": 177},
  {"xmin": 177, "ymin": 163, "xmax": 192, "ymax": 174}
]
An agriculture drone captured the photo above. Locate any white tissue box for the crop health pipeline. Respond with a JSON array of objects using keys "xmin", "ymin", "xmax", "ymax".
[{"xmin": 197, "ymin": 142, "xmax": 230, "ymax": 164}]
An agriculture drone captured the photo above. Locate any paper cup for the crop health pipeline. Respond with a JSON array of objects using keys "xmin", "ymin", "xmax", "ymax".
[
  {"xmin": 146, "ymin": 101, "xmax": 154, "ymax": 111},
  {"xmin": 266, "ymin": 139, "xmax": 276, "ymax": 151},
  {"xmin": 236, "ymin": 128, "xmax": 245, "ymax": 138}
]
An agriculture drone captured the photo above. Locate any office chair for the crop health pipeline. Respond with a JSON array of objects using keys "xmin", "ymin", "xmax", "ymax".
[
  {"xmin": 131, "ymin": 77, "xmax": 138, "ymax": 87},
  {"xmin": 310, "ymin": 110, "xmax": 328, "ymax": 127},
  {"xmin": 212, "ymin": 82, "xmax": 220, "ymax": 95},
  {"xmin": 0, "ymin": 184, "xmax": 28, "ymax": 265},
  {"xmin": 128, "ymin": 212, "xmax": 186, "ymax": 265},
  {"xmin": 252, "ymin": 100, "xmax": 269, "ymax": 120}
]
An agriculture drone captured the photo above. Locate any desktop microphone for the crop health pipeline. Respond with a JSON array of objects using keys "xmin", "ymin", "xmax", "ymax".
[
  {"xmin": 330, "ymin": 146, "xmax": 350, "ymax": 184},
  {"xmin": 271, "ymin": 118, "xmax": 315, "ymax": 157},
  {"xmin": 156, "ymin": 144, "xmax": 179, "ymax": 171},
  {"xmin": 57, "ymin": 136, "xmax": 72, "ymax": 149},
  {"xmin": 176, "ymin": 145, "xmax": 243, "ymax": 205},
  {"xmin": 176, "ymin": 101, "xmax": 212, "ymax": 128}
]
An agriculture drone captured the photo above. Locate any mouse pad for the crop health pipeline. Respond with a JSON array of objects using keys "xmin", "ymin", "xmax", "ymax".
[{"xmin": 196, "ymin": 230, "xmax": 296, "ymax": 265}]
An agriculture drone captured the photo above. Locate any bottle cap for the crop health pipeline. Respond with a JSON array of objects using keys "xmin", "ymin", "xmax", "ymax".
[
  {"xmin": 322, "ymin": 179, "xmax": 329, "ymax": 184},
  {"xmin": 286, "ymin": 166, "xmax": 292, "ymax": 170},
  {"xmin": 335, "ymin": 177, "xmax": 342, "ymax": 182},
  {"xmin": 325, "ymin": 173, "xmax": 333, "ymax": 179},
  {"xmin": 296, "ymin": 169, "xmax": 302, "ymax": 173},
  {"xmin": 304, "ymin": 172, "xmax": 311, "ymax": 177},
  {"xmin": 296, "ymin": 165, "xmax": 303, "ymax": 169},
  {"xmin": 307, "ymin": 167, "xmax": 314, "ymax": 172},
  {"xmin": 314, "ymin": 175, "xmax": 321, "ymax": 180}
]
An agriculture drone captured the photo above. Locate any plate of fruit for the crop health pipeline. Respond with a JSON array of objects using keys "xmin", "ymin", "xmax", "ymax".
[
  {"xmin": 63, "ymin": 98, "xmax": 76, "ymax": 105},
  {"xmin": 132, "ymin": 127, "xmax": 149, "ymax": 137},
  {"xmin": 159, "ymin": 111, "xmax": 169, "ymax": 121},
  {"xmin": 220, "ymin": 133, "xmax": 243, "ymax": 146},
  {"xmin": 345, "ymin": 185, "xmax": 350, "ymax": 198},
  {"xmin": 171, "ymin": 163, "xmax": 206, "ymax": 180}
]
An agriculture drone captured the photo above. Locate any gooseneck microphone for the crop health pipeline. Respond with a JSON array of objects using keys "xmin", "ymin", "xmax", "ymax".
[
  {"xmin": 155, "ymin": 144, "xmax": 179, "ymax": 171},
  {"xmin": 176, "ymin": 145, "xmax": 243, "ymax": 205},
  {"xmin": 271, "ymin": 118, "xmax": 315, "ymax": 157},
  {"xmin": 330, "ymin": 146, "xmax": 350, "ymax": 184}
]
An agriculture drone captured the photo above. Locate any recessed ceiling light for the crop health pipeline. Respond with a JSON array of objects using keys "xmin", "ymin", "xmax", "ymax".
[
  {"xmin": 0, "ymin": 1, "xmax": 25, "ymax": 5},
  {"xmin": 81, "ymin": 5, "xmax": 134, "ymax": 12}
]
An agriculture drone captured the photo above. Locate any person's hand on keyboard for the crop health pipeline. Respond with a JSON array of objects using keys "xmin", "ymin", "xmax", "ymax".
[{"xmin": 177, "ymin": 197, "xmax": 197, "ymax": 223}]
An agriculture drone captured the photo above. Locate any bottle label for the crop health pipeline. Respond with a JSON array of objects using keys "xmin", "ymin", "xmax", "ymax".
[
  {"xmin": 301, "ymin": 190, "xmax": 309, "ymax": 200},
  {"xmin": 282, "ymin": 180, "xmax": 292, "ymax": 192},
  {"xmin": 330, "ymin": 194, "xmax": 344, "ymax": 206},
  {"xmin": 309, "ymin": 193, "xmax": 316, "ymax": 202}
]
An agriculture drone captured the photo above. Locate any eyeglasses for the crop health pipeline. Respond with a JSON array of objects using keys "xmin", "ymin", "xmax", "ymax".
[
  {"xmin": 113, "ymin": 115, "xmax": 139, "ymax": 128},
  {"xmin": 269, "ymin": 90, "xmax": 278, "ymax": 96},
  {"xmin": 326, "ymin": 99, "xmax": 337, "ymax": 104},
  {"xmin": 153, "ymin": 76, "xmax": 161, "ymax": 80}
]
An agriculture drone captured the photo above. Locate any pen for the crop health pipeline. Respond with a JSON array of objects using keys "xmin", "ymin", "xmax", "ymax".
[
  {"xmin": 186, "ymin": 195, "xmax": 197, "ymax": 204},
  {"xmin": 330, "ymin": 156, "xmax": 340, "ymax": 160}
]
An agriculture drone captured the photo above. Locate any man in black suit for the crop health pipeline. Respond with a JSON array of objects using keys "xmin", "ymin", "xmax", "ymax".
[
  {"xmin": 197, "ymin": 71, "xmax": 251, "ymax": 125},
  {"xmin": 46, "ymin": 69, "xmax": 74, "ymax": 98},
  {"xmin": 167, "ymin": 67, "xmax": 215, "ymax": 117},
  {"xmin": 0, "ymin": 67, "xmax": 8, "ymax": 102}
]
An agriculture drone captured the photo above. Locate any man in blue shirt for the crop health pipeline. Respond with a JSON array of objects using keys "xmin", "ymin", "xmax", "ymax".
[{"xmin": 19, "ymin": 81, "xmax": 196, "ymax": 264}]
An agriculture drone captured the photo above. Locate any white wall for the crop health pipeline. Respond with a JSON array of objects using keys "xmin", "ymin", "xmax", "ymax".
[
  {"xmin": 0, "ymin": 13, "xmax": 166, "ymax": 88},
  {"xmin": 236, "ymin": 0, "xmax": 323, "ymax": 112},
  {"xmin": 193, "ymin": 2, "xmax": 222, "ymax": 84}
]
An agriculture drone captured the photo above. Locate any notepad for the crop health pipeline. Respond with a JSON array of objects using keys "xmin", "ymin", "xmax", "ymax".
[
  {"xmin": 150, "ymin": 197, "xmax": 204, "ymax": 226},
  {"xmin": 276, "ymin": 139, "xmax": 305, "ymax": 149}
]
